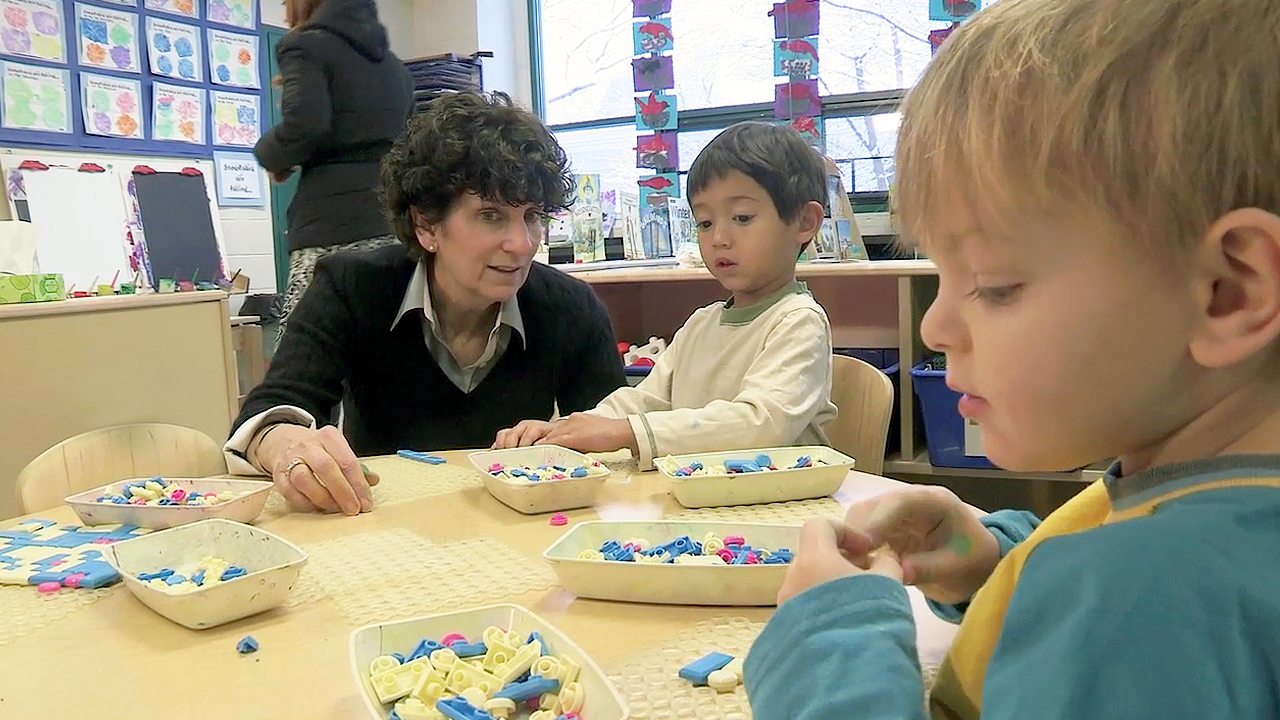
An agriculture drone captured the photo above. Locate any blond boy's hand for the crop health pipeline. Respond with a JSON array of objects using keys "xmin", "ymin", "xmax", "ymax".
[
  {"xmin": 777, "ymin": 518, "xmax": 903, "ymax": 605},
  {"xmin": 493, "ymin": 420, "xmax": 556, "ymax": 449},
  {"xmin": 537, "ymin": 412, "xmax": 638, "ymax": 454},
  {"xmin": 844, "ymin": 485, "xmax": 1000, "ymax": 605}
]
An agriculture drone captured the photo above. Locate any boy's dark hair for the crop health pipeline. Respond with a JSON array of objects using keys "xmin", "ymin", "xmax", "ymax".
[
  {"xmin": 687, "ymin": 121, "xmax": 829, "ymax": 222},
  {"xmin": 380, "ymin": 91, "xmax": 575, "ymax": 261}
]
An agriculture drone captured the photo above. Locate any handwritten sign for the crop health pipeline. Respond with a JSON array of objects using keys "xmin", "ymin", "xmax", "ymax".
[{"xmin": 212, "ymin": 151, "xmax": 263, "ymax": 206}]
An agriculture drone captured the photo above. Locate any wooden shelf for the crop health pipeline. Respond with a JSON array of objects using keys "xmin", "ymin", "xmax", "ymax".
[
  {"xmin": 0, "ymin": 289, "xmax": 228, "ymax": 319},
  {"xmin": 883, "ymin": 452, "xmax": 1105, "ymax": 484},
  {"xmin": 559, "ymin": 259, "xmax": 937, "ymax": 285}
]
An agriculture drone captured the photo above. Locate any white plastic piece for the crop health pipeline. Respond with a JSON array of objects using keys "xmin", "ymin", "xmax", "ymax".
[
  {"xmin": 483, "ymin": 697, "xmax": 517, "ymax": 719},
  {"xmin": 429, "ymin": 647, "xmax": 459, "ymax": 673},
  {"xmin": 673, "ymin": 554, "xmax": 728, "ymax": 565},
  {"xmin": 394, "ymin": 698, "xmax": 444, "ymax": 720},
  {"xmin": 370, "ymin": 655, "xmax": 401, "ymax": 676},
  {"xmin": 707, "ymin": 668, "xmax": 739, "ymax": 693},
  {"xmin": 559, "ymin": 681, "xmax": 586, "ymax": 713},
  {"xmin": 410, "ymin": 667, "xmax": 448, "ymax": 705},
  {"xmin": 493, "ymin": 641, "xmax": 542, "ymax": 684},
  {"xmin": 723, "ymin": 657, "xmax": 745, "ymax": 682},
  {"xmin": 481, "ymin": 638, "xmax": 517, "ymax": 673},
  {"xmin": 458, "ymin": 687, "xmax": 488, "ymax": 707},
  {"xmin": 539, "ymin": 692, "xmax": 560, "ymax": 713},
  {"xmin": 444, "ymin": 661, "xmax": 503, "ymax": 697},
  {"xmin": 372, "ymin": 658, "xmax": 432, "ymax": 704}
]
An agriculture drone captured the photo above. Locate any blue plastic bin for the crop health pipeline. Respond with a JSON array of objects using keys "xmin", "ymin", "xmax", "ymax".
[{"xmin": 909, "ymin": 362, "xmax": 996, "ymax": 469}]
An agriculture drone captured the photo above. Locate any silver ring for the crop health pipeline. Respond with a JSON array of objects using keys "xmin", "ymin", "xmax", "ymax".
[{"xmin": 284, "ymin": 457, "xmax": 309, "ymax": 475}]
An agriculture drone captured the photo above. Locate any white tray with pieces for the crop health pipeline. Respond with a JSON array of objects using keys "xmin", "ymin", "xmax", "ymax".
[
  {"xmin": 468, "ymin": 446, "xmax": 612, "ymax": 515},
  {"xmin": 65, "ymin": 477, "xmax": 274, "ymax": 529},
  {"xmin": 543, "ymin": 520, "xmax": 801, "ymax": 606},
  {"xmin": 349, "ymin": 603, "xmax": 627, "ymax": 720},
  {"xmin": 102, "ymin": 518, "xmax": 307, "ymax": 629},
  {"xmin": 655, "ymin": 446, "xmax": 854, "ymax": 508}
]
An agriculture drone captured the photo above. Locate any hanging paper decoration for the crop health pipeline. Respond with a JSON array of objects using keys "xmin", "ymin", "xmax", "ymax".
[
  {"xmin": 632, "ymin": 0, "xmax": 676, "ymax": 259},
  {"xmin": 770, "ymin": 0, "xmax": 823, "ymax": 153},
  {"xmin": 929, "ymin": 23, "xmax": 959, "ymax": 54},
  {"xmin": 929, "ymin": 0, "xmax": 981, "ymax": 22}
]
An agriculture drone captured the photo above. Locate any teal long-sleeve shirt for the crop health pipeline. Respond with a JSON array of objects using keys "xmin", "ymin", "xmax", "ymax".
[{"xmin": 744, "ymin": 479, "xmax": 1280, "ymax": 720}]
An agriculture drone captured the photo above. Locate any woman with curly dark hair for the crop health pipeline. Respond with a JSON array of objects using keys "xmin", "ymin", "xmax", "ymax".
[{"xmin": 225, "ymin": 92, "xmax": 626, "ymax": 515}]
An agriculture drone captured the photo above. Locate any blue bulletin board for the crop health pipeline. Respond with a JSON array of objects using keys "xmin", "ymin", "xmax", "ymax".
[{"xmin": 0, "ymin": 0, "xmax": 264, "ymax": 158}]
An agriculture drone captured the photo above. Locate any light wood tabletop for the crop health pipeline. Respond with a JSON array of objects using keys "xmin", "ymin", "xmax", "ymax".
[{"xmin": 0, "ymin": 450, "xmax": 960, "ymax": 720}]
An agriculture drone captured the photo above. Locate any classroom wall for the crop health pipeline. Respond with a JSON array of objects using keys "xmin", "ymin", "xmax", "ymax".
[
  {"xmin": 262, "ymin": 0, "xmax": 416, "ymax": 59},
  {"xmin": 415, "ymin": 0, "xmax": 533, "ymax": 107}
]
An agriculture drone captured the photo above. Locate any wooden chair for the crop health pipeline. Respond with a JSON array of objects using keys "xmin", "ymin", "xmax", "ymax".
[
  {"xmin": 825, "ymin": 354, "xmax": 896, "ymax": 476},
  {"xmin": 16, "ymin": 423, "xmax": 227, "ymax": 514}
]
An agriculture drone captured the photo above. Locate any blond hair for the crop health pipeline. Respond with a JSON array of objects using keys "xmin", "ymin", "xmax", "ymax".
[{"xmin": 895, "ymin": 0, "xmax": 1280, "ymax": 253}]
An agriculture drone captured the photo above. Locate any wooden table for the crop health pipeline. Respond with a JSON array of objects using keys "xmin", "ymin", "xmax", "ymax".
[{"xmin": 0, "ymin": 450, "xmax": 961, "ymax": 719}]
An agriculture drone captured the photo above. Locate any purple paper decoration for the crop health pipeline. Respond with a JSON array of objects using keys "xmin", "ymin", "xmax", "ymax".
[
  {"xmin": 633, "ymin": 0, "xmax": 672, "ymax": 18},
  {"xmin": 774, "ymin": 79, "xmax": 821, "ymax": 119},
  {"xmin": 769, "ymin": 0, "xmax": 820, "ymax": 39},
  {"xmin": 632, "ymin": 55, "xmax": 675, "ymax": 92},
  {"xmin": 636, "ymin": 131, "xmax": 678, "ymax": 171}
]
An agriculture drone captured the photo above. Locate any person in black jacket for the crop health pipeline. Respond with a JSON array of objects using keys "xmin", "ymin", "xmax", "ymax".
[
  {"xmin": 256, "ymin": 0, "xmax": 413, "ymax": 338},
  {"xmin": 225, "ymin": 92, "xmax": 627, "ymax": 515}
]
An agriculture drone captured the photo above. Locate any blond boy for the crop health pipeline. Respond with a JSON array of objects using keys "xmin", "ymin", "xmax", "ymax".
[{"xmin": 745, "ymin": 1, "xmax": 1280, "ymax": 718}]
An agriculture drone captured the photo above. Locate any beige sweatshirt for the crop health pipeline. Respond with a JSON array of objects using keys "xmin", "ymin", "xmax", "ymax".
[{"xmin": 589, "ymin": 281, "xmax": 837, "ymax": 470}]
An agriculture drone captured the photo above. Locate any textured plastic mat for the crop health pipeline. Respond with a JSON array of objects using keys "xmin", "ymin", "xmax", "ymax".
[
  {"xmin": 262, "ymin": 455, "xmax": 484, "ymax": 516},
  {"xmin": 0, "ymin": 584, "xmax": 116, "ymax": 645},
  {"xmin": 666, "ymin": 497, "xmax": 844, "ymax": 524}
]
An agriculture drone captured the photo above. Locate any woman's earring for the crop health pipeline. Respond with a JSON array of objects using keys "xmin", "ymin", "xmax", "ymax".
[{"xmin": 427, "ymin": 245, "xmax": 436, "ymax": 252}]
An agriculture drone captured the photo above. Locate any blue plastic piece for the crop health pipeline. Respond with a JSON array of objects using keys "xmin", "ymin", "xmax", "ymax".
[
  {"xmin": 408, "ymin": 638, "xmax": 444, "ymax": 660},
  {"xmin": 552, "ymin": 465, "xmax": 567, "ymax": 472},
  {"xmin": 389, "ymin": 710, "xmax": 402, "ymax": 720},
  {"xmin": 391, "ymin": 652, "xmax": 407, "ymax": 664},
  {"xmin": 724, "ymin": 459, "xmax": 762, "ymax": 473},
  {"xmin": 165, "ymin": 573, "xmax": 188, "ymax": 585},
  {"xmin": 731, "ymin": 551, "xmax": 748, "ymax": 565},
  {"xmin": 450, "ymin": 641, "xmax": 488, "ymax": 658},
  {"xmin": 220, "ymin": 565, "xmax": 248, "ymax": 581},
  {"xmin": 570, "ymin": 466, "xmax": 588, "ymax": 478},
  {"xmin": 65, "ymin": 561, "xmax": 119, "ymax": 588},
  {"xmin": 236, "ymin": 635, "xmax": 259, "ymax": 654},
  {"xmin": 604, "ymin": 546, "xmax": 634, "ymax": 562},
  {"xmin": 689, "ymin": 461, "xmax": 703, "ymax": 471},
  {"xmin": 136, "ymin": 568, "xmax": 174, "ymax": 582},
  {"xmin": 436, "ymin": 695, "xmax": 498, "ymax": 720},
  {"xmin": 111, "ymin": 495, "xmax": 128, "ymax": 504},
  {"xmin": 526, "ymin": 631, "xmax": 545, "ymax": 654},
  {"xmin": 191, "ymin": 569, "xmax": 207, "ymax": 586},
  {"xmin": 678, "ymin": 651, "xmax": 734, "ymax": 685},
  {"xmin": 791, "ymin": 455, "xmax": 812, "ymax": 469},
  {"xmin": 397, "ymin": 450, "xmax": 448, "ymax": 465},
  {"xmin": 674, "ymin": 468, "xmax": 691, "ymax": 477},
  {"xmin": 599, "ymin": 540, "xmax": 622, "ymax": 554},
  {"xmin": 755, "ymin": 453, "xmax": 772, "ymax": 467},
  {"xmin": 493, "ymin": 674, "xmax": 560, "ymax": 702}
]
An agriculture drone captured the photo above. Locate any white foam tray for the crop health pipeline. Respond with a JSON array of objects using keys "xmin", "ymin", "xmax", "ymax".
[
  {"xmin": 468, "ymin": 446, "xmax": 610, "ymax": 514},
  {"xmin": 349, "ymin": 603, "xmax": 628, "ymax": 720},
  {"xmin": 656, "ymin": 446, "xmax": 854, "ymax": 508},
  {"xmin": 102, "ymin": 518, "xmax": 307, "ymax": 630},
  {"xmin": 66, "ymin": 477, "xmax": 274, "ymax": 529},
  {"xmin": 543, "ymin": 520, "xmax": 801, "ymax": 606}
]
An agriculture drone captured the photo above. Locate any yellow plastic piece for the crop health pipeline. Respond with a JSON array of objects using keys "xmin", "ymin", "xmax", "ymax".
[
  {"xmin": 531, "ymin": 655, "xmax": 560, "ymax": 679},
  {"xmin": 444, "ymin": 660, "xmax": 503, "ymax": 697},
  {"xmin": 481, "ymin": 638, "xmax": 517, "ymax": 673},
  {"xmin": 703, "ymin": 534, "xmax": 725, "ymax": 554},
  {"xmin": 483, "ymin": 697, "xmax": 517, "ymax": 720},
  {"xmin": 410, "ymin": 666, "xmax": 447, "ymax": 705},
  {"xmin": 723, "ymin": 657, "xmax": 745, "ymax": 681},
  {"xmin": 634, "ymin": 551, "xmax": 669, "ymax": 564},
  {"xmin": 394, "ymin": 698, "xmax": 445, "ymax": 720},
  {"xmin": 558, "ymin": 681, "xmax": 585, "ymax": 713},
  {"xmin": 493, "ymin": 641, "xmax": 542, "ymax": 684},
  {"xmin": 372, "ymin": 658, "xmax": 431, "ymax": 704},
  {"xmin": 539, "ymin": 692, "xmax": 560, "ymax": 713},
  {"xmin": 577, "ymin": 549, "xmax": 604, "ymax": 560},
  {"xmin": 708, "ymin": 668, "xmax": 739, "ymax": 693},
  {"xmin": 530, "ymin": 711, "xmax": 557, "ymax": 720},
  {"xmin": 429, "ymin": 647, "xmax": 459, "ymax": 673},
  {"xmin": 555, "ymin": 654, "xmax": 580, "ymax": 685},
  {"xmin": 369, "ymin": 655, "xmax": 401, "ymax": 676}
]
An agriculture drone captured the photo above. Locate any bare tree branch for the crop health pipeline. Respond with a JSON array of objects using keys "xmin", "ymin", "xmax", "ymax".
[{"xmin": 820, "ymin": 1, "xmax": 930, "ymax": 43}]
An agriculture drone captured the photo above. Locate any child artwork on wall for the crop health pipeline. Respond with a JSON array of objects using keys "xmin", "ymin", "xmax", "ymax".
[
  {"xmin": 768, "ymin": 0, "xmax": 819, "ymax": 39},
  {"xmin": 0, "ymin": 0, "xmax": 65, "ymax": 63},
  {"xmin": 635, "ymin": 131, "xmax": 677, "ymax": 171},
  {"xmin": 80, "ymin": 72, "xmax": 141, "ymax": 138},
  {"xmin": 210, "ymin": 89, "xmax": 258, "ymax": 147},
  {"xmin": 206, "ymin": 28, "xmax": 258, "ymax": 88},
  {"xmin": 146, "ymin": 16, "xmax": 201, "ymax": 81},
  {"xmin": 929, "ymin": 23, "xmax": 959, "ymax": 54},
  {"xmin": 788, "ymin": 115, "xmax": 824, "ymax": 153},
  {"xmin": 206, "ymin": 0, "xmax": 253, "ymax": 30},
  {"xmin": 774, "ymin": 79, "xmax": 821, "ymax": 119},
  {"xmin": 640, "ymin": 201, "xmax": 672, "ymax": 258},
  {"xmin": 632, "ymin": 0, "xmax": 671, "ymax": 18},
  {"xmin": 570, "ymin": 173, "xmax": 603, "ymax": 263},
  {"xmin": 75, "ymin": 4, "xmax": 139, "ymax": 73},
  {"xmin": 929, "ymin": 0, "xmax": 981, "ymax": 22},
  {"xmin": 632, "ymin": 17, "xmax": 672, "ymax": 54},
  {"xmin": 0, "ymin": 61, "xmax": 69, "ymax": 133},
  {"xmin": 635, "ymin": 90, "xmax": 677, "ymax": 131},
  {"xmin": 632, "ymin": 55, "xmax": 673, "ymax": 92},
  {"xmin": 145, "ymin": 0, "xmax": 198, "ymax": 20},
  {"xmin": 151, "ymin": 81, "xmax": 204, "ymax": 143},
  {"xmin": 638, "ymin": 172, "xmax": 678, "ymax": 209},
  {"xmin": 773, "ymin": 37, "xmax": 818, "ymax": 78}
]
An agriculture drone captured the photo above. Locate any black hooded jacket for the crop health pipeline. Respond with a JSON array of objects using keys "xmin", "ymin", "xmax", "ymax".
[{"xmin": 255, "ymin": 0, "xmax": 413, "ymax": 252}]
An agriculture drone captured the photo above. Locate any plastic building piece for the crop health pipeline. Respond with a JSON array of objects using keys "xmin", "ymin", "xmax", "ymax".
[
  {"xmin": 754, "ymin": 454, "xmax": 772, "ymax": 467},
  {"xmin": 374, "ymin": 658, "xmax": 434, "ymax": 704},
  {"xmin": 219, "ymin": 565, "xmax": 247, "ymax": 581},
  {"xmin": 36, "ymin": 581, "xmax": 60, "ymax": 593},
  {"xmin": 443, "ymin": 660, "xmax": 504, "ymax": 696},
  {"xmin": 394, "ymin": 698, "xmax": 443, "ymax": 720},
  {"xmin": 493, "ymin": 641, "xmax": 542, "ymax": 684},
  {"xmin": 410, "ymin": 638, "xmax": 445, "ymax": 661},
  {"xmin": 371, "ymin": 655, "xmax": 402, "ymax": 676},
  {"xmin": 410, "ymin": 665, "xmax": 448, "ymax": 705},
  {"xmin": 678, "ymin": 651, "xmax": 734, "ymax": 685},
  {"xmin": 707, "ymin": 668, "xmax": 739, "ymax": 692},
  {"xmin": 236, "ymin": 635, "xmax": 259, "ymax": 654},
  {"xmin": 398, "ymin": 450, "xmax": 448, "ymax": 465},
  {"xmin": 724, "ymin": 459, "xmax": 762, "ymax": 473},
  {"xmin": 436, "ymin": 694, "xmax": 498, "ymax": 720},
  {"xmin": 450, "ymin": 640, "xmax": 488, "ymax": 658},
  {"xmin": 483, "ymin": 697, "xmax": 516, "ymax": 719},
  {"xmin": 548, "ymin": 513, "xmax": 568, "ymax": 527},
  {"xmin": 441, "ymin": 632, "xmax": 468, "ymax": 646},
  {"xmin": 493, "ymin": 675, "xmax": 560, "ymax": 702}
]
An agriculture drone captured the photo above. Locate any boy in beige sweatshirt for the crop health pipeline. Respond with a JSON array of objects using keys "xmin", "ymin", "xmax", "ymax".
[{"xmin": 495, "ymin": 122, "xmax": 837, "ymax": 469}]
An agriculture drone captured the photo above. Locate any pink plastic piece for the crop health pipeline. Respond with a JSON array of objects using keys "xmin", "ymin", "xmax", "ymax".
[
  {"xmin": 717, "ymin": 548, "xmax": 735, "ymax": 563},
  {"xmin": 169, "ymin": 487, "xmax": 188, "ymax": 501},
  {"xmin": 745, "ymin": 552, "xmax": 760, "ymax": 564},
  {"xmin": 51, "ymin": 559, "xmax": 65, "ymax": 566},
  {"xmin": 129, "ymin": 497, "xmax": 147, "ymax": 505},
  {"xmin": 37, "ymin": 581, "xmax": 60, "ymax": 593},
  {"xmin": 549, "ymin": 512, "xmax": 569, "ymax": 526},
  {"xmin": 92, "ymin": 538, "xmax": 115, "ymax": 544},
  {"xmin": 564, "ymin": 714, "xmax": 580, "ymax": 720},
  {"xmin": 488, "ymin": 463, "xmax": 504, "ymax": 473},
  {"xmin": 723, "ymin": 534, "xmax": 746, "ymax": 546},
  {"xmin": 440, "ymin": 632, "xmax": 467, "ymax": 646},
  {"xmin": 63, "ymin": 573, "xmax": 86, "ymax": 588},
  {"xmin": 526, "ymin": 698, "xmax": 541, "ymax": 710}
]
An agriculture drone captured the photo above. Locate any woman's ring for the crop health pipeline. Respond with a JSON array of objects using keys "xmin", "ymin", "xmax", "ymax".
[{"xmin": 284, "ymin": 457, "xmax": 309, "ymax": 475}]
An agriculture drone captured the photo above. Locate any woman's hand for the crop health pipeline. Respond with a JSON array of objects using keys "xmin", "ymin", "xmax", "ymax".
[
  {"xmin": 493, "ymin": 420, "xmax": 557, "ymax": 449},
  {"xmin": 255, "ymin": 424, "xmax": 378, "ymax": 515},
  {"xmin": 842, "ymin": 485, "xmax": 1000, "ymax": 604},
  {"xmin": 777, "ymin": 518, "xmax": 903, "ymax": 605},
  {"xmin": 539, "ymin": 413, "xmax": 637, "ymax": 453}
]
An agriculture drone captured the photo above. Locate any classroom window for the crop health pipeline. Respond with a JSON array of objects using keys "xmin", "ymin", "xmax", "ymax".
[{"xmin": 824, "ymin": 112, "xmax": 900, "ymax": 193}]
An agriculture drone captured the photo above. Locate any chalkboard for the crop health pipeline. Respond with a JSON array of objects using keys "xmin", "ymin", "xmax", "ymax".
[{"xmin": 132, "ymin": 169, "xmax": 225, "ymax": 283}]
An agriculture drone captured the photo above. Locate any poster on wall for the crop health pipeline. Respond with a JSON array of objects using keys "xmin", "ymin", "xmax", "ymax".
[
  {"xmin": 75, "ymin": 4, "xmax": 140, "ymax": 73},
  {"xmin": 209, "ymin": 89, "xmax": 257, "ymax": 147},
  {"xmin": 145, "ymin": 0, "xmax": 199, "ymax": 20},
  {"xmin": 151, "ymin": 81, "xmax": 204, "ymax": 143},
  {"xmin": 146, "ymin": 16, "xmax": 201, "ymax": 81},
  {"xmin": 206, "ymin": 0, "xmax": 254, "ymax": 30},
  {"xmin": 0, "ymin": 61, "xmax": 69, "ymax": 133},
  {"xmin": 206, "ymin": 28, "xmax": 258, "ymax": 88},
  {"xmin": 212, "ymin": 151, "xmax": 263, "ymax": 206},
  {"xmin": 80, "ymin": 72, "xmax": 142, "ymax": 138},
  {"xmin": 0, "ymin": 0, "xmax": 65, "ymax": 63}
]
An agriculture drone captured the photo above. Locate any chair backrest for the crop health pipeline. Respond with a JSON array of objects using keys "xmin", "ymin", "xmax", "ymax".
[
  {"xmin": 825, "ymin": 354, "xmax": 896, "ymax": 476},
  {"xmin": 16, "ymin": 423, "xmax": 227, "ymax": 514}
]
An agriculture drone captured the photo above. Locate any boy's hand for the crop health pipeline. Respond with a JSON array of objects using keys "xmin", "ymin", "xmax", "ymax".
[
  {"xmin": 844, "ymin": 486, "xmax": 1000, "ymax": 604},
  {"xmin": 493, "ymin": 420, "xmax": 556, "ymax": 448},
  {"xmin": 778, "ymin": 518, "xmax": 903, "ymax": 605},
  {"xmin": 537, "ymin": 412, "xmax": 638, "ymax": 453}
]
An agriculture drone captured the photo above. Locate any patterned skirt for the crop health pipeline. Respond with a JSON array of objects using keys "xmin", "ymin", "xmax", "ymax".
[{"xmin": 278, "ymin": 235, "xmax": 400, "ymax": 343}]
